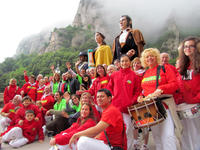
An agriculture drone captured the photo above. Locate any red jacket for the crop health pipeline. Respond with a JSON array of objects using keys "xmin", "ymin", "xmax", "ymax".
[
  {"xmin": 1, "ymin": 102, "xmax": 22, "ymax": 114},
  {"xmin": 20, "ymin": 119, "xmax": 44, "ymax": 142},
  {"xmin": 141, "ymin": 64, "xmax": 178, "ymax": 96},
  {"xmin": 54, "ymin": 118, "xmax": 96, "ymax": 145},
  {"xmin": 24, "ymin": 74, "xmax": 39, "ymax": 87},
  {"xmin": 107, "ymin": 68, "xmax": 142, "ymax": 113},
  {"xmin": 88, "ymin": 75, "xmax": 110, "ymax": 104},
  {"xmin": 24, "ymin": 74, "xmax": 29, "ymax": 83},
  {"xmin": 1, "ymin": 102, "xmax": 23, "ymax": 126},
  {"xmin": 36, "ymin": 85, "xmax": 45, "ymax": 101},
  {"xmin": 39, "ymin": 107, "xmax": 47, "ymax": 125},
  {"xmin": 178, "ymin": 70, "xmax": 200, "ymax": 104},
  {"xmin": 21, "ymin": 82, "xmax": 37, "ymax": 102},
  {"xmin": 3, "ymin": 85, "xmax": 21, "ymax": 104},
  {"xmin": 40, "ymin": 94, "xmax": 55, "ymax": 110},
  {"xmin": 15, "ymin": 104, "xmax": 42, "ymax": 124}
]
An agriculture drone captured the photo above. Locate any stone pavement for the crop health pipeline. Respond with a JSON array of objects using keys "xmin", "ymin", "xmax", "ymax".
[
  {"xmin": 0, "ymin": 107, "xmax": 155, "ymax": 150},
  {"xmin": 1, "ymin": 132, "xmax": 155, "ymax": 150},
  {"xmin": 1, "ymin": 136, "xmax": 51, "ymax": 150}
]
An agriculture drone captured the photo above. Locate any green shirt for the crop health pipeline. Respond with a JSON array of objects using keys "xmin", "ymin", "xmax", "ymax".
[
  {"xmin": 53, "ymin": 82, "xmax": 59, "ymax": 94},
  {"xmin": 77, "ymin": 74, "xmax": 82, "ymax": 84},
  {"xmin": 71, "ymin": 103, "xmax": 81, "ymax": 112},
  {"xmin": 53, "ymin": 99, "xmax": 66, "ymax": 111}
]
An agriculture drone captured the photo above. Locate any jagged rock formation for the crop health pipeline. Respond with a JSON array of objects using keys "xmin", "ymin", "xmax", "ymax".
[
  {"xmin": 16, "ymin": 31, "xmax": 50, "ymax": 55},
  {"xmin": 72, "ymin": 0, "xmax": 113, "ymax": 44},
  {"xmin": 41, "ymin": 29, "xmax": 66, "ymax": 53},
  {"xmin": 73, "ymin": 0, "xmax": 103, "ymax": 30},
  {"xmin": 161, "ymin": 22, "xmax": 180, "ymax": 52}
]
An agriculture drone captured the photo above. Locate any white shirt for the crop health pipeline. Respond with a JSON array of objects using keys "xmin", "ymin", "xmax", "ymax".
[{"xmin": 119, "ymin": 29, "xmax": 129, "ymax": 43}]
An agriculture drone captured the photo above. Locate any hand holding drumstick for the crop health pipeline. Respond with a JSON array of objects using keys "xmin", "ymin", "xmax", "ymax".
[{"xmin": 137, "ymin": 89, "xmax": 163, "ymax": 103}]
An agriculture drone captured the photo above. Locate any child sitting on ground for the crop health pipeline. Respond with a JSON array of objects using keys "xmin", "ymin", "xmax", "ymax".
[{"xmin": 0, "ymin": 110, "xmax": 44, "ymax": 148}]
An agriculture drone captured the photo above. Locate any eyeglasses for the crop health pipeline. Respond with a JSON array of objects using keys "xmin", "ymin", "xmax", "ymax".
[{"xmin": 184, "ymin": 45, "xmax": 195, "ymax": 49}]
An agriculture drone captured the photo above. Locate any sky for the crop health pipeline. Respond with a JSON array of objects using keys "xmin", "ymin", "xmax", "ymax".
[
  {"xmin": 0, "ymin": 0, "xmax": 80, "ymax": 63},
  {"xmin": 101, "ymin": 0, "xmax": 200, "ymax": 41}
]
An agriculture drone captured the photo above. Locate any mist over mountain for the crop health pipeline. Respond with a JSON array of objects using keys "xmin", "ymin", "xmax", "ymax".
[
  {"xmin": 16, "ymin": 0, "xmax": 200, "ymax": 56},
  {"xmin": 74, "ymin": 0, "xmax": 200, "ymax": 41}
]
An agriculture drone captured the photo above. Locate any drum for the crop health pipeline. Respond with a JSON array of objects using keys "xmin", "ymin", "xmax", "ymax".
[
  {"xmin": 177, "ymin": 103, "xmax": 200, "ymax": 120},
  {"xmin": 128, "ymin": 99, "xmax": 165, "ymax": 129}
]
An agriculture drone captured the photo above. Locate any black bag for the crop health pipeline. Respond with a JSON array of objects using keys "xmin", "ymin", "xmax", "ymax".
[{"xmin": 111, "ymin": 147, "xmax": 123, "ymax": 150}]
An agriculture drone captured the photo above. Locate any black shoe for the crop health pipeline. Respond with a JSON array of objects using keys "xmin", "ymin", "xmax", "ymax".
[{"xmin": 47, "ymin": 131, "xmax": 55, "ymax": 137}]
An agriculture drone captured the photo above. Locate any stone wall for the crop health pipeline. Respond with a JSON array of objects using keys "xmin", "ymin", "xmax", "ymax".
[{"xmin": 0, "ymin": 93, "xmax": 4, "ymax": 107}]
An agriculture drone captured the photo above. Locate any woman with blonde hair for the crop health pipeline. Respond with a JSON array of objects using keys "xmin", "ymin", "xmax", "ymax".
[
  {"xmin": 138, "ymin": 48, "xmax": 180, "ymax": 150},
  {"xmin": 3, "ymin": 78, "xmax": 21, "ymax": 104},
  {"xmin": 131, "ymin": 57, "xmax": 145, "ymax": 77}
]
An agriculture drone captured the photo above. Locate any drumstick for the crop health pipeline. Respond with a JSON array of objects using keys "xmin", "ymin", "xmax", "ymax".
[{"xmin": 143, "ymin": 95, "xmax": 157, "ymax": 101}]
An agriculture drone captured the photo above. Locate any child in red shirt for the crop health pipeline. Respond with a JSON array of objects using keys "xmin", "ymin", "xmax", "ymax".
[{"xmin": 0, "ymin": 110, "xmax": 44, "ymax": 148}]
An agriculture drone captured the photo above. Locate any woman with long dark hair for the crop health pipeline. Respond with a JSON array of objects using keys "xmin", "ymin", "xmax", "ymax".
[
  {"xmin": 177, "ymin": 37, "xmax": 200, "ymax": 150},
  {"xmin": 107, "ymin": 54, "xmax": 141, "ymax": 150},
  {"xmin": 88, "ymin": 65, "xmax": 110, "ymax": 105},
  {"xmin": 49, "ymin": 103, "xmax": 96, "ymax": 150}
]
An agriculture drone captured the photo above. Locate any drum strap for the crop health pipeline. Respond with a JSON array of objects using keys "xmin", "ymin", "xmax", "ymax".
[
  {"xmin": 155, "ymin": 65, "xmax": 167, "ymax": 118},
  {"xmin": 104, "ymin": 115, "xmax": 124, "ymax": 150},
  {"xmin": 156, "ymin": 65, "xmax": 165, "ymax": 89}
]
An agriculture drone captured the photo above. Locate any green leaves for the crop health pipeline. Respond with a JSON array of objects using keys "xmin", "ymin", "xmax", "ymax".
[{"xmin": 0, "ymin": 25, "xmax": 96, "ymax": 92}]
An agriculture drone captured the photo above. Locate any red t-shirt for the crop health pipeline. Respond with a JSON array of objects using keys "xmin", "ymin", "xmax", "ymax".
[{"xmin": 97, "ymin": 104, "xmax": 126, "ymax": 149}]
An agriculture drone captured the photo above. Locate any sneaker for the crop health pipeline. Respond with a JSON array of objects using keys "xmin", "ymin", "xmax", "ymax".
[
  {"xmin": 141, "ymin": 144, "xmax": 149, "ymax": 150},
  {"xmin": 133, "ymin": 140, "xmax": 140, "ymax": 150}
]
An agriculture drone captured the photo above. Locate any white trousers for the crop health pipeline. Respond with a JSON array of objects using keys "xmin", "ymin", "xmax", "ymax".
[
  {"xmin": 151, "ymin": 110, "xmax": 177, "ymax": 150},
  {"xmin": 77, "ymin": 136, "xmax": 110, "ymax": 150},
  {"xmin": 122, "ymin": 113, "xmax": 134, "ymax": 150},
  {"xmin": 0, "ymin": 117, "xmax": 11, "ymax": 131},
  {"xmin": 181, "ymin": 117, "xmax": 200, "ymax": 150},
  {"xmin": 49, "ymin": 143, "xmax": 76, "ymax": 150},
  {"xmin": 2, "ymin": 127, "xmax": 28, "ymax": 148}
]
